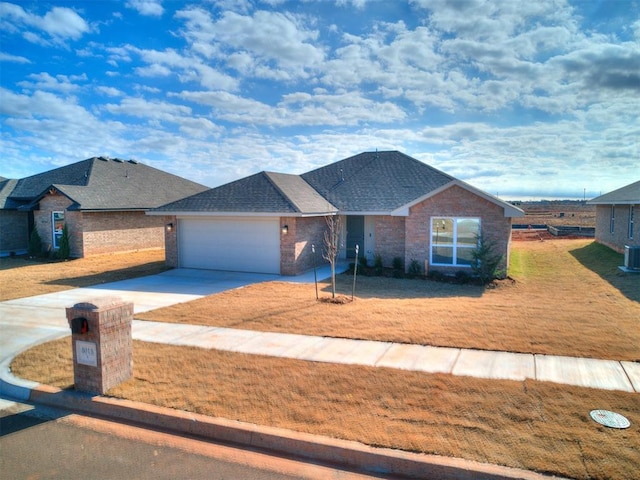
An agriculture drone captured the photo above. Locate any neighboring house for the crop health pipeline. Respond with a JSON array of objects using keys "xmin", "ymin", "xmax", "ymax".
[
  {"xmin": 151, "ymin": 151, "xmax": 524, "ymax": 276},
  {"xmin": 0, "ymin": 157, "xmax": 208, "ymax": 257},
  {"xmin": 587, "ymin": 180, "xmax": 639, "ymax": 253}
]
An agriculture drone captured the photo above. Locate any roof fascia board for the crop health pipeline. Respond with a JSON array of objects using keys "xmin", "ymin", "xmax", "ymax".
[
  {"xmin": 586, "ymin": 200, "xmax": 638, "ymax": 205},
  {"xmin": 390, "ymin": 180, "xmax": 525, "ymax": 218},
  {"xmin": 78, "ymin": 208, "xmax": 148, "ymax": 213},
  {"xmin": 339, "ymin": 211, "xmax": 394, "ymax": 216}
]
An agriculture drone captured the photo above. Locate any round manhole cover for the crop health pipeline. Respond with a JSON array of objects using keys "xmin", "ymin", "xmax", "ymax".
[{"xmin": 590, "ymin": 410, "xmax": 631, "ymax": 429}]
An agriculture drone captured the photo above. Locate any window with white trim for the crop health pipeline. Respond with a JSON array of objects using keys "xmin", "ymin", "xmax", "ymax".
[
  {"xmin": 610, "ymin": 205, "xmax": 615, "ymax": 234},
  {"xmin": 629, "ymin": 205, "xmax": 634, "ymax": 239},
  {"xmin": 431, "ymin": 217, "xmax": 480, "ymax": 267},
  {"xmin": 52, "ymin": 211, "xmax": 64, "ymax": 249}
]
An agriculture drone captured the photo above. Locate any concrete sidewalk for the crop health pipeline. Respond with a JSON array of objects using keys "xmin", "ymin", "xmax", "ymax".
[{"xmin": 131, "ymin": 320, "xmax": 640, "ymax": 392}]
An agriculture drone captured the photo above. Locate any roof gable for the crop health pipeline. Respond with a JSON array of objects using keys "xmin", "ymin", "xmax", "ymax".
[
  {"xmin": 392, "ymin": 179, "xmax": 525, "ymax": 217},
  {"xmin": 153, "ymin": 171, "xmax": 337, "ymax": 215},
  {"xmin": 4, "ymin": 157, "xmax": 208, "ymax": 211},
  {"xmin": 587, "ymin": 180, "xmax": 640, "ymax": 205}
]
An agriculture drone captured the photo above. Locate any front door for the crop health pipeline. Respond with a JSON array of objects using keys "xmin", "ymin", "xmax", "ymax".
[{"xmin": 346, "ymin": 216, "xmax": 364, "ymax": 259}]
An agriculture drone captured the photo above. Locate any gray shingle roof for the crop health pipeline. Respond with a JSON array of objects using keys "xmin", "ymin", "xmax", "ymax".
[
  {"xmin": 588, "ymin": 180, "xmax": 640, "ymax": 205},
  {"xmin": 1, "ymin": 157, "xmax": 208, "ymax": 211},
  {"xmin": 151, "ymin": 150, "xmax": 523, "ymax": 217},
  {"xmin": 301, "ymin": 150, "xmax": 454, "ymax": 212},
  {"xmin": 0, "ymin": 178, "xmax": 19, "ymax": 209},
  {"xmin": 153, "ymin": 171, "xmax": 337, "ymax": 214}
]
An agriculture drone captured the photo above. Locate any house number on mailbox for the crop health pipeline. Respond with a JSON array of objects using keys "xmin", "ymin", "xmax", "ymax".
[{"xmin": 76, "ymin": 340, "xmax": 97, "ymax": 367}]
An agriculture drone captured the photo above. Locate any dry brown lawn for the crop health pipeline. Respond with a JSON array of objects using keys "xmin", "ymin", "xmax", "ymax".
[
  {"xmin": 12, "ymin": 337, "xmax": 640, "ymax": 480},
  {"xmin": 0, "ymin": 249, "xmax": 167, "ymax": 302},
  {"xmin": 514, "ymin": 202, "xmax": 596, "ymax": 227},
  {"xmin": 137, "ymin": 239, "xmax": 640, "ymax": 361},
  {"xmin": 8, "ymin": 239, "xmax": 640, "ymax": 479}
]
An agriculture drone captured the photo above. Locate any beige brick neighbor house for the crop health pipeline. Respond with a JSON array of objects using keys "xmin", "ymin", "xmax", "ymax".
[
  {"xmin": 151, "ymin": 151, "xmax": 524, "ymax": 276},
  {"xmin": 588, "ymin": 179, "xmax": 639, "ymax": 254},
  {"xmin": 0, "ymin": 157, "xmax": 207, "ymax": 257}
]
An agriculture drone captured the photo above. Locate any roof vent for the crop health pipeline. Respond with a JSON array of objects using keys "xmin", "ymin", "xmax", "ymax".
[
  {"xmin": 98, "ymin": 156, "xmax": 109, "ymax": 161},
  {"xmin": 128, "ymin": 159, "xmax": 138, "ymax": 164},
  {"xmin": 339, "ymin": 168, "xmax": 344, "ymax": 182},
  {"xmin": 113, "ymin": 158, "xmax": 124, "ymax": 163}
]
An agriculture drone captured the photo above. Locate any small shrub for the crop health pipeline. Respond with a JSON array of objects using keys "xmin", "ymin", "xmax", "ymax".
[
  {"xmin": 373, "ymin": 253, "xmax": 383, "ymax": 275},
  {"xmin": 358, "ymin": 255, "xmax": 368, "ymax": 270},
  {"xmin": 28, "ymin": 228, "xmax": 42, "ymax": 257},
  {"xmin": 392, "ymin": 257, "xmax": 403, "ymax": 271},
  {"xmin": 471, "ymin": 234, "xmax": 504, "ymax": 284},
  {"xmin": 455, "ymin": 270, "xmax": 471, "ymax": 284},
  {"xmin": 56, "ymin": 224, "xmax": 71, "ymax": 260},
  {"xmin": 427, "ymin": 270, "xmax": 445, "ymax": 282},
  {"xmin": 408, "ymin": 259, "xmax": 422, "ymax": 277}
]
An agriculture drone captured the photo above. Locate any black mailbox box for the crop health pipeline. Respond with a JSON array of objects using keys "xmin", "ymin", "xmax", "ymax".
[{"xmin": 70, "ymin": 317, "xmax": 89, "ymax": 334}]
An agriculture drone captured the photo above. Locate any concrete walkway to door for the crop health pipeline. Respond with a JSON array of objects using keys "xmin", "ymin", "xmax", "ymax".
[{"xmin": 1, "ymin": 266, "xmax": 639, "ymax": 398}]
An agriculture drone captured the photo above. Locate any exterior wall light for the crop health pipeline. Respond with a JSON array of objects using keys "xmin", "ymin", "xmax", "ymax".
[
  {"xmin": 282, "ymin": 224, "xmax": 289, "ymax": 234},
  {"xmin": 166, "ymin": 223, "xmax": 174, "ymax": 232}
]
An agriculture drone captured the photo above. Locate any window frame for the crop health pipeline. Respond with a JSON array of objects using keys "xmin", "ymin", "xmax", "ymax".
[
  {"xmin": 430, "ymin": 217, "xmax": 481, "ymax": 268},
  {"xmin": 52, "ymin": 211, "xmax": 65, "ymax": 249},
  {"xmin": 610, "ymin": 205, "xmax": 615, "ymax": 234}
]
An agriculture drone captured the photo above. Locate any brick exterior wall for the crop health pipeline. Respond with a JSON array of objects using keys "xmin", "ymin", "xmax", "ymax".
[
  {"xmin": 34, "ymin": 191, "xmax": 164, "ymax": 257},
  {"xmin": 280, "ymin": 216, "xmax": 328, "ymax": 275},
  {"xmin": 373, "ymin": 215, "xmax": 406, "ymax": 267},
  {"xmin": 0, "ymin": 210, "xmax": 29, "ymax": 253},
  {"xmin": 66, "ymin": 297, "xmax": 133, "ymax": 395},
  {"xmin": 594, "ymin": 204, "xmax": 639, "ymax": 253},
  {"xmin": 163, "ymin": 215, "xmax": 178, "ymax": 267},
  {"xmin": 81, "ymin": 211, "xmax": 164, "ymax": 256},
  {"xmin": 405, "ymin": 185, "xmax": 512, "ymax": 276}
]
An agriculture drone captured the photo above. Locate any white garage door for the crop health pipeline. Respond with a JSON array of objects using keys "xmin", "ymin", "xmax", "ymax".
[{"xmin": 178, "ymin": 217, "xmax": 281, "ymax": 274}]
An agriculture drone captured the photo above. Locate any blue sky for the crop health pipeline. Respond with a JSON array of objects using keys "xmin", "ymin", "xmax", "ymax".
[{"xmin": 1, "ymin": 0, "xmax": 638, "ymax": 200}]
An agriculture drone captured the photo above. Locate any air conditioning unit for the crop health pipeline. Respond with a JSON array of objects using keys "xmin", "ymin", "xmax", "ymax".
[{"xmin": 624, "ymin": 245, "xmax": 640, "ymax": 270}]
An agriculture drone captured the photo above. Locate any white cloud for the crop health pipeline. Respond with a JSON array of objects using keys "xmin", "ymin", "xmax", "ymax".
[
  {"xmin": 126, "ymin": 0, "xmax": 164, "ymax": 17},
  {"xmin": 174, "ymin": 89, "xmax": 406, "ymax": 127},
  {"xmin": 95, "ymin": 86, "xmax": 124, "ymax": 97},
  {"xmin": 175, "ymin": 7, "xmax": 325, "ymax": 79},
  {"xmin": 0, "ymin": 3, "xmax": 90, "ymax": 44},
  {"xmin": 0, "ymin": 51, "xmax": 30, "ymax": 63},
  {"xmin": 16, "ymin": 72, "xmax": 87, "ymax": 93},
  {"xmin": 134, "ymin": 63, "xmax": 172, "ymax": 77}
]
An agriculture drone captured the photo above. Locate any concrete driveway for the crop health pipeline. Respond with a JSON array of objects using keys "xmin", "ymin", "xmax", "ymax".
[{"xmin": 0, "ymin": 268, "xmax": 303, "ymax": 394}]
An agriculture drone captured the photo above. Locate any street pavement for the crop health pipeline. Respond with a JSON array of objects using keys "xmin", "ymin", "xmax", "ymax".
[{"xmin": 0, "ymin": 398, "xmax": 383, "ymax": 480}]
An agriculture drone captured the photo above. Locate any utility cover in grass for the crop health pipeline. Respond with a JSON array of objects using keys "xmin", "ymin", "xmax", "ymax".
[{"xmin": 590, "ymin": 410, "xmax": 631, "ymax": 429}]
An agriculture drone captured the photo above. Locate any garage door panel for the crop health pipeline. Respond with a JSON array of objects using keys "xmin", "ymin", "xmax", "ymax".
[{"xmin": 178, "ymin": 217, "xmax": 280, "ymax": 274}]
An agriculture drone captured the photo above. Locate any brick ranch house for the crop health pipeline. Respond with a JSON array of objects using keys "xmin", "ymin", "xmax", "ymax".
[
  {"xmin": 0, "ymin": 157, "xmax": 207, "ymax": 257},
  {"xmin": 150, "ymin": 151, "xmax": 524, "ymax": 276},
  {"xmin": 587, "ymin": 179, "xmax": 639, "ymax": 253}
]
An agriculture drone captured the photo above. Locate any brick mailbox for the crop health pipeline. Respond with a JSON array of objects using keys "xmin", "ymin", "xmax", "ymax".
[{"xmin": 66, "ymin": 296, "xmax": 133, "ymax": 394}]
